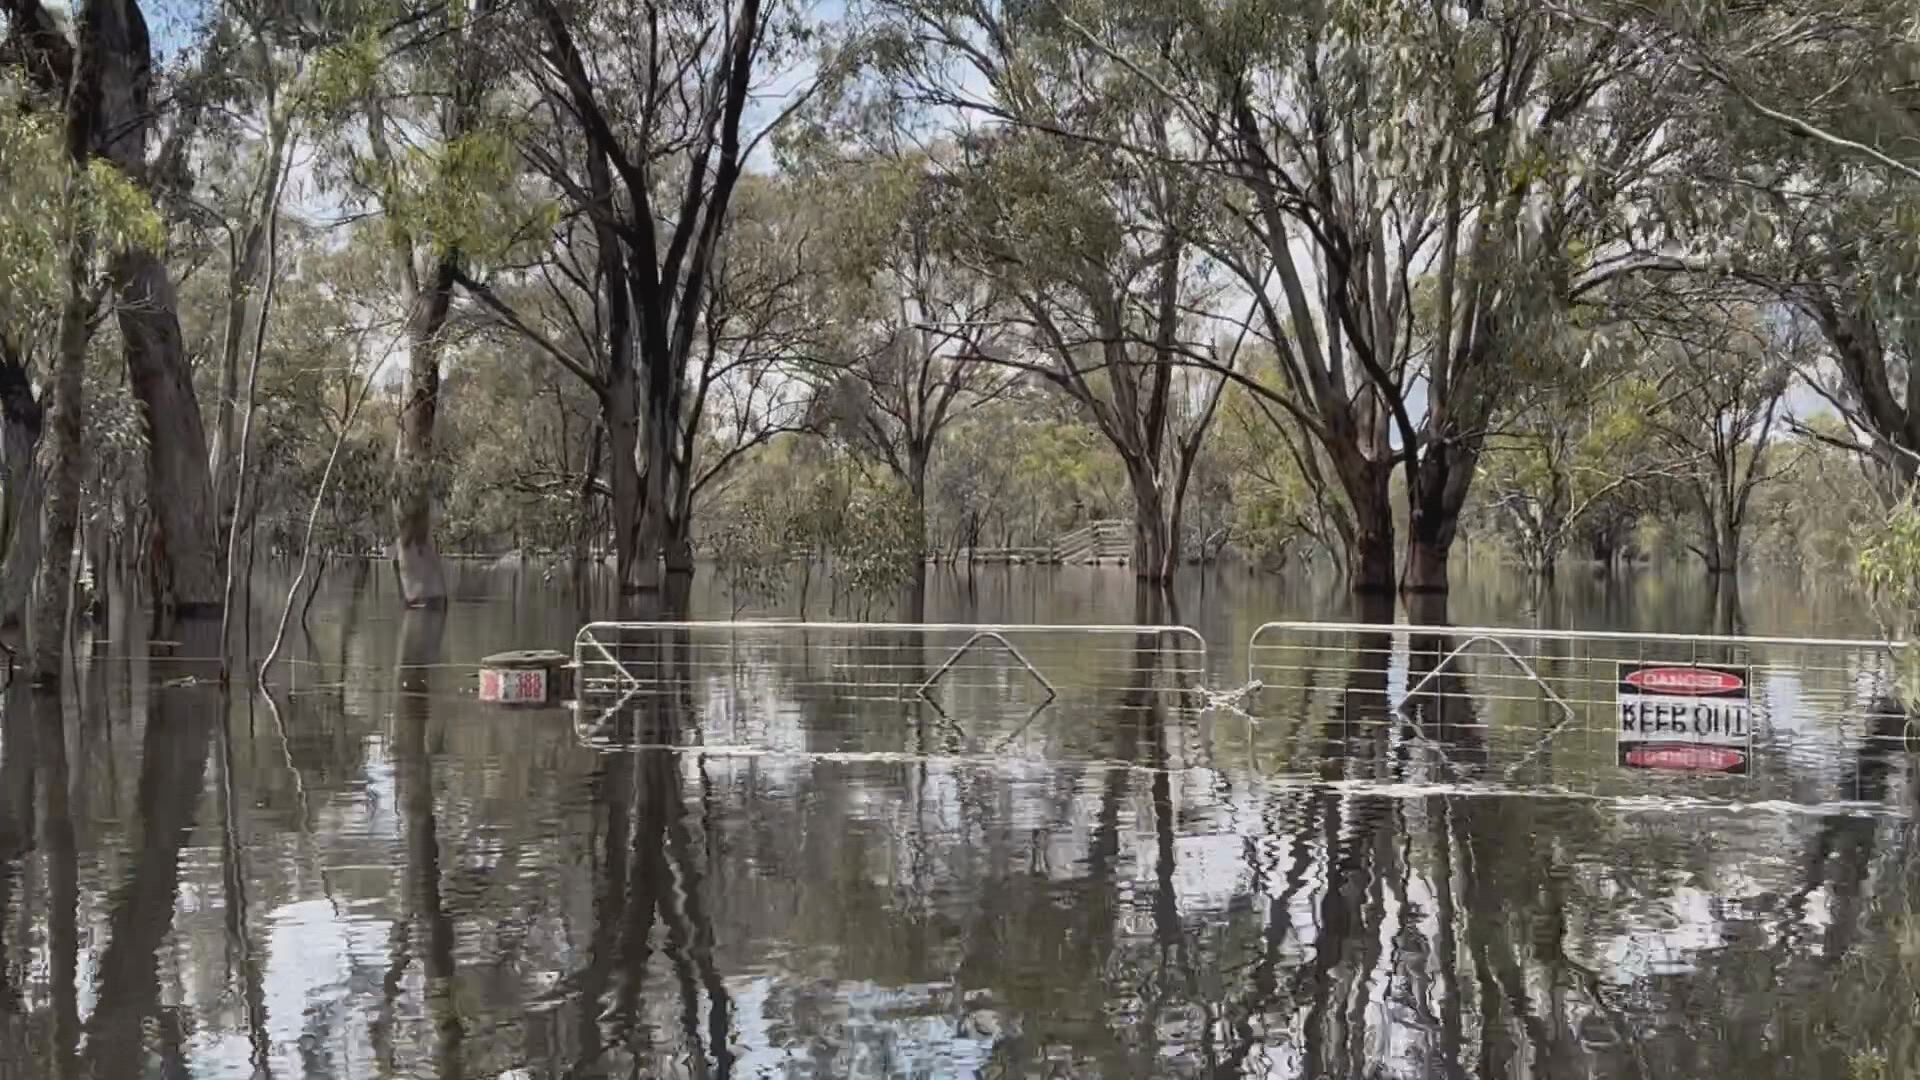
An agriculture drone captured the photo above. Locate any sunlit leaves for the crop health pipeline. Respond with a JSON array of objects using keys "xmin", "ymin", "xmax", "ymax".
[
  {"xmin": 0, "ymin": 88, "xmax": 162, "ymax": 352},
  {"xmin": 391, "ymin": 127, "xmax": 560, "ymax": 264},
  {"xmin": 304, "ymin": 30, "xmax": 383, "ymax": 125}
]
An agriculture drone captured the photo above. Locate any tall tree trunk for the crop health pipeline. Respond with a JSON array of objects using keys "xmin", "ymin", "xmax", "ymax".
[
  {"xmin": 77, "ymin": 0, "xmax": 223, "ymax": 621},
  {"xmin": 28, "ymin": 244, "xmax": 92, "ymax": 684},
  {"xmin": 209, "ymin": 296, "xmax": 241, "ymax": 531},
  {"xmin": 0, "ymin": 354, "xmax": 45, "ymax": 629},
  {"xmin": 1709, "ymin": 572, "xmax": 1742, "ymax": 636},
  {"xmin": 1125, "ymin": 460, "xmax": 1175, "ymax": 583},
  {"xmin": 392, "ymin": 262, "xmax": 455, "ymax": 608},
  {"xmin": 906, "ymin": 444, "xmax": 931, "ymax": 560},
  {"xmin": 1337, "ymin": 455, "xmax": 1395, "ymax": 596},
  {"xmin": 117, "ymin": 249, "xmax": 223, "ymax": 619},
  {"xmin": 1707, "ymin": 514, "xmax": 1739, "ymax": 576},
  {"xmin": 208, "ymin": 153, "xmax": 282, "ymax": 532},
  {"xmin": 662, "ymin": 509, "xmax": 695, "ymax": 579},
  {"xmin": 603, "ymin": 374, "xmax": 643, "ymax": 594},
  {"xmin": 208, "ymin": 258, "xmax": 259, "ymax": 532},
  {"xmin": 633, "ymin": 384, "xmax": 674, "ymax": 595},
  {"xmin": 1403, "ymin": 439, "xmax": 1480, "ymax": 598}
]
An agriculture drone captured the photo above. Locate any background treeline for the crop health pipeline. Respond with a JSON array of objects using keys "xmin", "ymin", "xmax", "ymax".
[{"xmin": 4, "ymin": 0, "xmax": 1920, "ymax": 678}]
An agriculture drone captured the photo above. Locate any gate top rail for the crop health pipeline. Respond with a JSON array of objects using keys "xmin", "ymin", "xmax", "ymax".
[
  {"xmin": 572, "ymin": 619, "xmax": 1212, "ymax": 702},
  {"xmin": 1245, "ymin": 620, "xmax": 1907, "ymax": 651},
  {"xmin": 1248, "ymin": 620, "xmax": 1907, "ymax": 679},
  {"xmin": 575, "ymin": 619, "xmax": 1207, "ymax": 647}
]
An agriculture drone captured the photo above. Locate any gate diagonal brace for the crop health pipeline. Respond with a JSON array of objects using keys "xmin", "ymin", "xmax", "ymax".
[
  {"xmin": 917, "ymin": 631, "xmax": 1059, "ymax": 719},
  {"xmin": 1390, "ymin": 634, "xmax": 1580, "ymax": 779}
]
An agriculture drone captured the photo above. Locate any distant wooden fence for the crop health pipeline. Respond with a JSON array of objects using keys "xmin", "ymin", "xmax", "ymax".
[{"xmin": 942, "ymin": 520, "xmax": 1132, "ymax": 565}]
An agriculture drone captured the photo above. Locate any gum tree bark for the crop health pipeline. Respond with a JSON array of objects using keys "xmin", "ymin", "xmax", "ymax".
[
  {"xmin": 390, "ymin": 260, "xmax": 456, "ymax": 608},
  {"xmin": 363, "ymin": 80, "xmax": 458, "ymax": 609},
  {"xmin": 8, "ymin": 0, "xmax": 225, "ymax": 623},
  {"xmin": 0, "ymin": 345, "xmax": 44, "ymax": 629},
  {"xmin": 28, "ymin": 252, "xmax": 90, "ymax": 683},
  {"xmin": 115, "ymin": 247, "xmax": 223, "ymax": 616},
  {"xmin": 93, "ymin": 0, "xmax": 222, "ymax": 619}
]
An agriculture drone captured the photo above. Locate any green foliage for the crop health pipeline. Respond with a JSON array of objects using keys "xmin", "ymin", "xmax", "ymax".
[
  {"xmin": 1213, "ymin": 366, "xmax": 1348, "ymax": 568},
  {"xmin": 834, "ymin": 478, "xmax": 921, "ymax": 612},
  {"xmin": 1857, "ymin": 498, "xmax": 1920, "ymax": 620},
  {"xmin": 393, "ymin": 126, "xmax": 561, "ymax": 263},
  {"xmin": 305, "ymin": 32, "xmax": 384, "ymax": 124},
  {"xmin": 1851, "ymin": 1050, "xmax": 1889, "ymax": 1080},
  {"xmin": 710, "ymin": 497, "xmax": 792, "ymax": 615},
  {"xmin": 0, "ymin": 104, "xmax": 69, "ymax": 332},
  {"xmin": 0, "ymin": 89, "xmax": 162, "ymax": 348}
]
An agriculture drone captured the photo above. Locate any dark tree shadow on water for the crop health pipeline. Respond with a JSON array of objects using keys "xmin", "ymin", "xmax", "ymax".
[
  {"xmin": 82, "ymin": 619, "xmax": 221, "ymax": 1080},
  {"xmin": 0, "ymin": 679, "xmax": 81, "ymax": 1080},
  {"xmin": 556, "ymin": 618, "xmax": 735, "ymax": 1079},
  {"xmin": 382, "ymin": 608, "xmax": 463, "ymax": 1080},
  {"xmin": 1402, "ymin": 628, "xmax": 1492, "ymax": 776},
  {"xmin": 0, "ymin": 680, "xmax": 37, "ymax": 1071}
]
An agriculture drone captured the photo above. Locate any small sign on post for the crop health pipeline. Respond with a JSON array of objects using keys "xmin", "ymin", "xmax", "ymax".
[
  {"xmin": 1617, "ymin": 662, "xmax": 1753, "ymax": 774},
  {"xmin": 479, "ymin": 649, "xmax": 572, "ymax": 707}
]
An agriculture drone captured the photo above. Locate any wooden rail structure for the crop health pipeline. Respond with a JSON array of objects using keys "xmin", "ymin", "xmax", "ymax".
[{"xmin": 942, "ymin": 520, "xmax": 1133, "ymax": 565}]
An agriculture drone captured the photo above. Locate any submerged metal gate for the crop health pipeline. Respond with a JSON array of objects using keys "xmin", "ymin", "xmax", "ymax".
[
  {"xmin": 1245, "ymin": 620, "xmax": 1913, "ymax": 795},
  {"xmin": 570, "ymin": 620, "xmax": 1212, "ymax": 752},
  {"xmin": 563, "ymin": 617, "xmax": 1916, "ymax": 805}
]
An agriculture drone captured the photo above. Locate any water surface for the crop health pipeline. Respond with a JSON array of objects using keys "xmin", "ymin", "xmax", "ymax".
[{"xmin": 0, "ymin": 563, "xmax": 1915, "ymax": 1078}]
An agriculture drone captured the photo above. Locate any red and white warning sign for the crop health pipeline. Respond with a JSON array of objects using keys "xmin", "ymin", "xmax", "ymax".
[{"xmin": 1617, "ymin": 663, "xmax": 1753, "ymax": 774}]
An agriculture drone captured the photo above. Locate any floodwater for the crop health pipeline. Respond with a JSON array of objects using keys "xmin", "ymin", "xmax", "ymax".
[{"xmin": 1, "ymin": 561, "xmax": 1917, "ymax": 1078}]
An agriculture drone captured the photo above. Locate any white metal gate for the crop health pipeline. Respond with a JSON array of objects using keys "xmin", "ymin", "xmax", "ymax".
[
  {"xmin": 1244, "ymin": 620, "xmax": 1912, "ymax": 799},
  {"xmin": 570, "ymin": 620, "xmax": 1212, "ymax": 755}
]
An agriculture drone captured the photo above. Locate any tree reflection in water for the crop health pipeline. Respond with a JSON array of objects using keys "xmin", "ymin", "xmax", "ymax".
[{"xmin": 0, "ymin": 573, "xmax": 1918, "ymax": 1077}]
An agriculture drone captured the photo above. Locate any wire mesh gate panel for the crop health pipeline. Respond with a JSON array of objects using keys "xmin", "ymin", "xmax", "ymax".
[
  {"xmin": 1245, "ymin": 621, "xmax": 1914, "ymax": 809},
  {"xmin": 571, "ymin": 621, "xmax": 1215, "ymax": 764}
]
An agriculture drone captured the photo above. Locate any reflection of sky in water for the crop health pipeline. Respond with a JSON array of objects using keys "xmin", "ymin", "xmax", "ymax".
[{"xmin": 9, "ymin": 589, "xmax": 1920, "ymax": 1077}]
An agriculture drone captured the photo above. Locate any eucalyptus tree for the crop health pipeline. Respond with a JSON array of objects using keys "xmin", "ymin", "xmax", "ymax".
[
  {"xmin": 859, "ymin": 7, "xmax": 1239, "ymax": 582},
  {"xmin": 1618, "ymin": 0, "xmax": 1920, "ymax": 503},
  {"xmin": 495, "ymin": 0, "xmax": 828, "ymax": 595},
  {"xmin": 1637, "ymin": 300, "xmax": 1801, "ymax": 577},
  {"xmin": 1173, "ymin": 0, "xmax": 1673, "ymax": 601},
  {"xmin": 1475, "ymin": 313, "xmax": 1675, "ymax": 580},
  {"xmin": 4, "ymin": 0, "xmax": 229, "ymax": 635},
  {"xmin": 305, "ymin": 0, "xmax": 526, "ymax": 607},
  {"xmin": 800, "ymin": 146, "xmax": 1019, "ymax": 556},
  {"xmin": 867, "ymin": 0, "xmax": 1672, "ymax": 603}
]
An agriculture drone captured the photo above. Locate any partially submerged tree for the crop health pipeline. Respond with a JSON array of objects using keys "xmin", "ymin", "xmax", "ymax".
[
  {"xmin": 502, "ymin": 0, "xmax": 827, "ymax": 595},
  {"xmin": 870, "ymin": 0, "xmax": 1673, "ymax": 603},
  {"xmin": 6, "ymin": 0, "xmax": 228, "ymax": 624},
  {"xmin": 1621, "ymin": 0, "xmax": 1920, "ymax": 501},
  {"xmin": 862, "ymin": 12, "xmax": 1239, "ymax": 582},
  {"xmin": 1180, "ymin": 0, "xmax": 1673, "ymax": 600},
  {"xmin": 803, "ymin": 148, "xmax": 1018, "ymax": 556},
  {"xmin": 1640, "ymin": 301, "xmax": 1799, "ymax": 577},
  {"xmin": 307, "ymin": 0, "xmax": 518, "ymax": 607},
  {"xmin": 1477, "ymin": 313, "xmax": 1675, "ymax": 580}
]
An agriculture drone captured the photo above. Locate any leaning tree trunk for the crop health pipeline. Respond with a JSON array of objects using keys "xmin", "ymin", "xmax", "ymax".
[
  {"xmin": 391, "ymin": 263, "xmax": 455, "ymax": 609},
  {"xmin": 0, "ymin": 354, "xmax": 45, "ymax": 629},
  {"xmin": 75, "ymin": 0, "xmax": 224, "ymax": 622}
]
